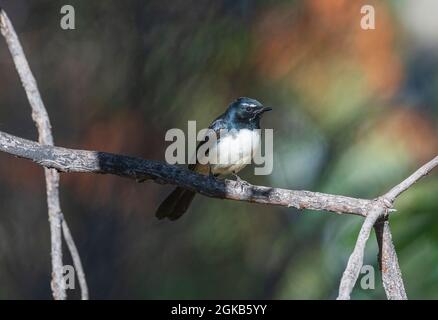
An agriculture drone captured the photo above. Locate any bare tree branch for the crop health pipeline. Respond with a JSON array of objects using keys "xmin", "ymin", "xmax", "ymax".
[
  {"xmin": 1, "ymin": 8, "xmax": 87, "ymax": 300},
  {"xmin": 61, "ymin": 217, "xmax": 89, "ymax": 300},
  {"xmin": 337, "ymin": 205, "xmax": 383, "ymax": 300},
  {"xmin": 337, "ymin": 157, "xmax": 437, "ymax": 300},
  {"xmin": 375, "ymin": 219, "xmax": 407, "ymax": 300},
  {"xmin": 372, "ymin": 157, "xmax": 437, "ymax": 300},
  {"xmin": 0, "ymin": 130, "xmax": 375, "ymax": 216},
  {"xmin": 384, "ymin": 156, "xmax": 438, "ymax": 203}
]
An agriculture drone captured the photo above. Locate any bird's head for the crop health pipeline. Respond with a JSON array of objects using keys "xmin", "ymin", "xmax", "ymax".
[{"xmin": 227, "ymin": 97, "xmax": 272, "ymax": 126}]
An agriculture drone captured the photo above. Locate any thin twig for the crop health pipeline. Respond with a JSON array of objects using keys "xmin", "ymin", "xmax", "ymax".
[
  {"xmin": 384, "ymin": 156, "xmax": 438, "ymax": 203},
  {"xmin": 337, "ymin": 205, "xmax": 383, "ymax": 300},
  {"xmin": 0, "ymin": 8, "xmax": 88, "ymax": 300},
  {"xmin": 61, "ymin": 218, "xmax": 89, "ymax": 300}
]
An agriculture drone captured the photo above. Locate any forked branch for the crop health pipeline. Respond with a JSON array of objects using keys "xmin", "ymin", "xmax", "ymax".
[{"xmin": 1, "ymin": 8, "xmax": 88, "ymax": 300}]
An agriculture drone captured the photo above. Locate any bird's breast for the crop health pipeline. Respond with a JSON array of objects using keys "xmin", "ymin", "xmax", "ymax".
[{"xmin": 210, "ymin": 129, "xmax": 261, "ymax": 175}]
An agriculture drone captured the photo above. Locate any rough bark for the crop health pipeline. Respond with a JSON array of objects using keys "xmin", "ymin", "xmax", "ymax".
[{"xmin": 0, "ymin": 130, "xmax": 374, "ymax": 216}]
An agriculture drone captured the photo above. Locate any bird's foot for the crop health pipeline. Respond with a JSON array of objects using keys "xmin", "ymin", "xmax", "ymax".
[{"xmin": 232, "ymin": 173, "xmax": 250, "ymax": 186}]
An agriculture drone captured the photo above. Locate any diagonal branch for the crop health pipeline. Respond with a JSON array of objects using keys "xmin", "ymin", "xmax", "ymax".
[
  {"xmin": 1, "ymin": 8, "xmax": 88, "ymax": 300},
  {"xmin": 0, "ymin": 130, "xmax": 374, "ymax": 216},
  {"xmin": 337, "ymin": 157, "xmax": 437, "ymax": 300},
  {"xmin": 3, "ymin": 131, "xmax": 435, "ymax": 300},
  {"xmin": 61, "ymin": 218, "xmax": 89, "ymax": 300},
  {"xmin": 337, "ymin": 205, "xmax": 383, "ymax": 300},
  {"xmin": 384, "ymin": 156, "xmax": 438, "ymax": 203}
]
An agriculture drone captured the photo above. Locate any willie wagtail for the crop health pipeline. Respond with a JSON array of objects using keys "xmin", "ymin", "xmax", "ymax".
[{"xmin": 156, "ymin": 97, "xmax": 272, "ymax": 221}]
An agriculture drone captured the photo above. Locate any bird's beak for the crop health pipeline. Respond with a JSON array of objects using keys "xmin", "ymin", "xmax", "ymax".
[{"xmin": 258, "ymin": 106, "xmax": 272, "ymax": 114}]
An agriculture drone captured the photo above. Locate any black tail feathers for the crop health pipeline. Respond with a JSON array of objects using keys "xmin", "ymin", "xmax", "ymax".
[{"xmin": 155, "ymin": 187, "xmax": 196, "ymax": 221}]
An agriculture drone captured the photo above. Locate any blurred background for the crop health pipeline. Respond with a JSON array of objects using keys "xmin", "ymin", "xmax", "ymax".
[{"xmin": 0, "ymin": 0, "xmax": 437, "ymax": 299}]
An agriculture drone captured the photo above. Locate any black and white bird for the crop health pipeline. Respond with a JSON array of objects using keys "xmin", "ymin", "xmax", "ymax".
[{"xmin": 156, "ymin": 97, "xmax": 272, "ymax": 221}]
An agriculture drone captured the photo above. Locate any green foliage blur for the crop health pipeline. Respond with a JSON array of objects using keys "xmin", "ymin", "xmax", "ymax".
[{"xmin": 0, "ymin": 0, "xmax": 436, "ymax": 299}]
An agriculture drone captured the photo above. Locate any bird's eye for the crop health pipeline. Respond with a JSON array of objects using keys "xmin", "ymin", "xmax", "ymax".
[{"xmin": 246, "ymin": 106, "xmax": 252, "ymax": 111}]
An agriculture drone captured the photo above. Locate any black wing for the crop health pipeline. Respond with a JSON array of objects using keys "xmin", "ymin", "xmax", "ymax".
[{"xmin": 188, "ymin": 117, "xmax": 229, "ymax": 171}]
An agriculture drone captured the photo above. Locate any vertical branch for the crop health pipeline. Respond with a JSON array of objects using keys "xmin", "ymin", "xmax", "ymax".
[
  {"xmin": 375, "ymin": 219, "xmax": 407, "ymax": 300},
  {"xmin": 44, "ymin": 169, "xmax": 65, "ymax": 300},
  {"xmin": 1, "ymin": 8, "xmax": 87, "ymax": 299},
  {"xmin": 0, "ymin": 7, "xmax": 64, "ymax": 300}
]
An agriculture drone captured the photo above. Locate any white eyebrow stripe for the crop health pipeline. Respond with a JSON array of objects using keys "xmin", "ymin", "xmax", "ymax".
[{"xmin": 241, "ymin": 103, "xmax": 257, "ymax": 107}]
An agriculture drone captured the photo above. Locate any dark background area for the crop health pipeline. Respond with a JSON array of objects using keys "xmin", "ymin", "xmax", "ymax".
[{"xmin": 0, "ymin": 0, "xmax": 437, "ymax": 299}]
